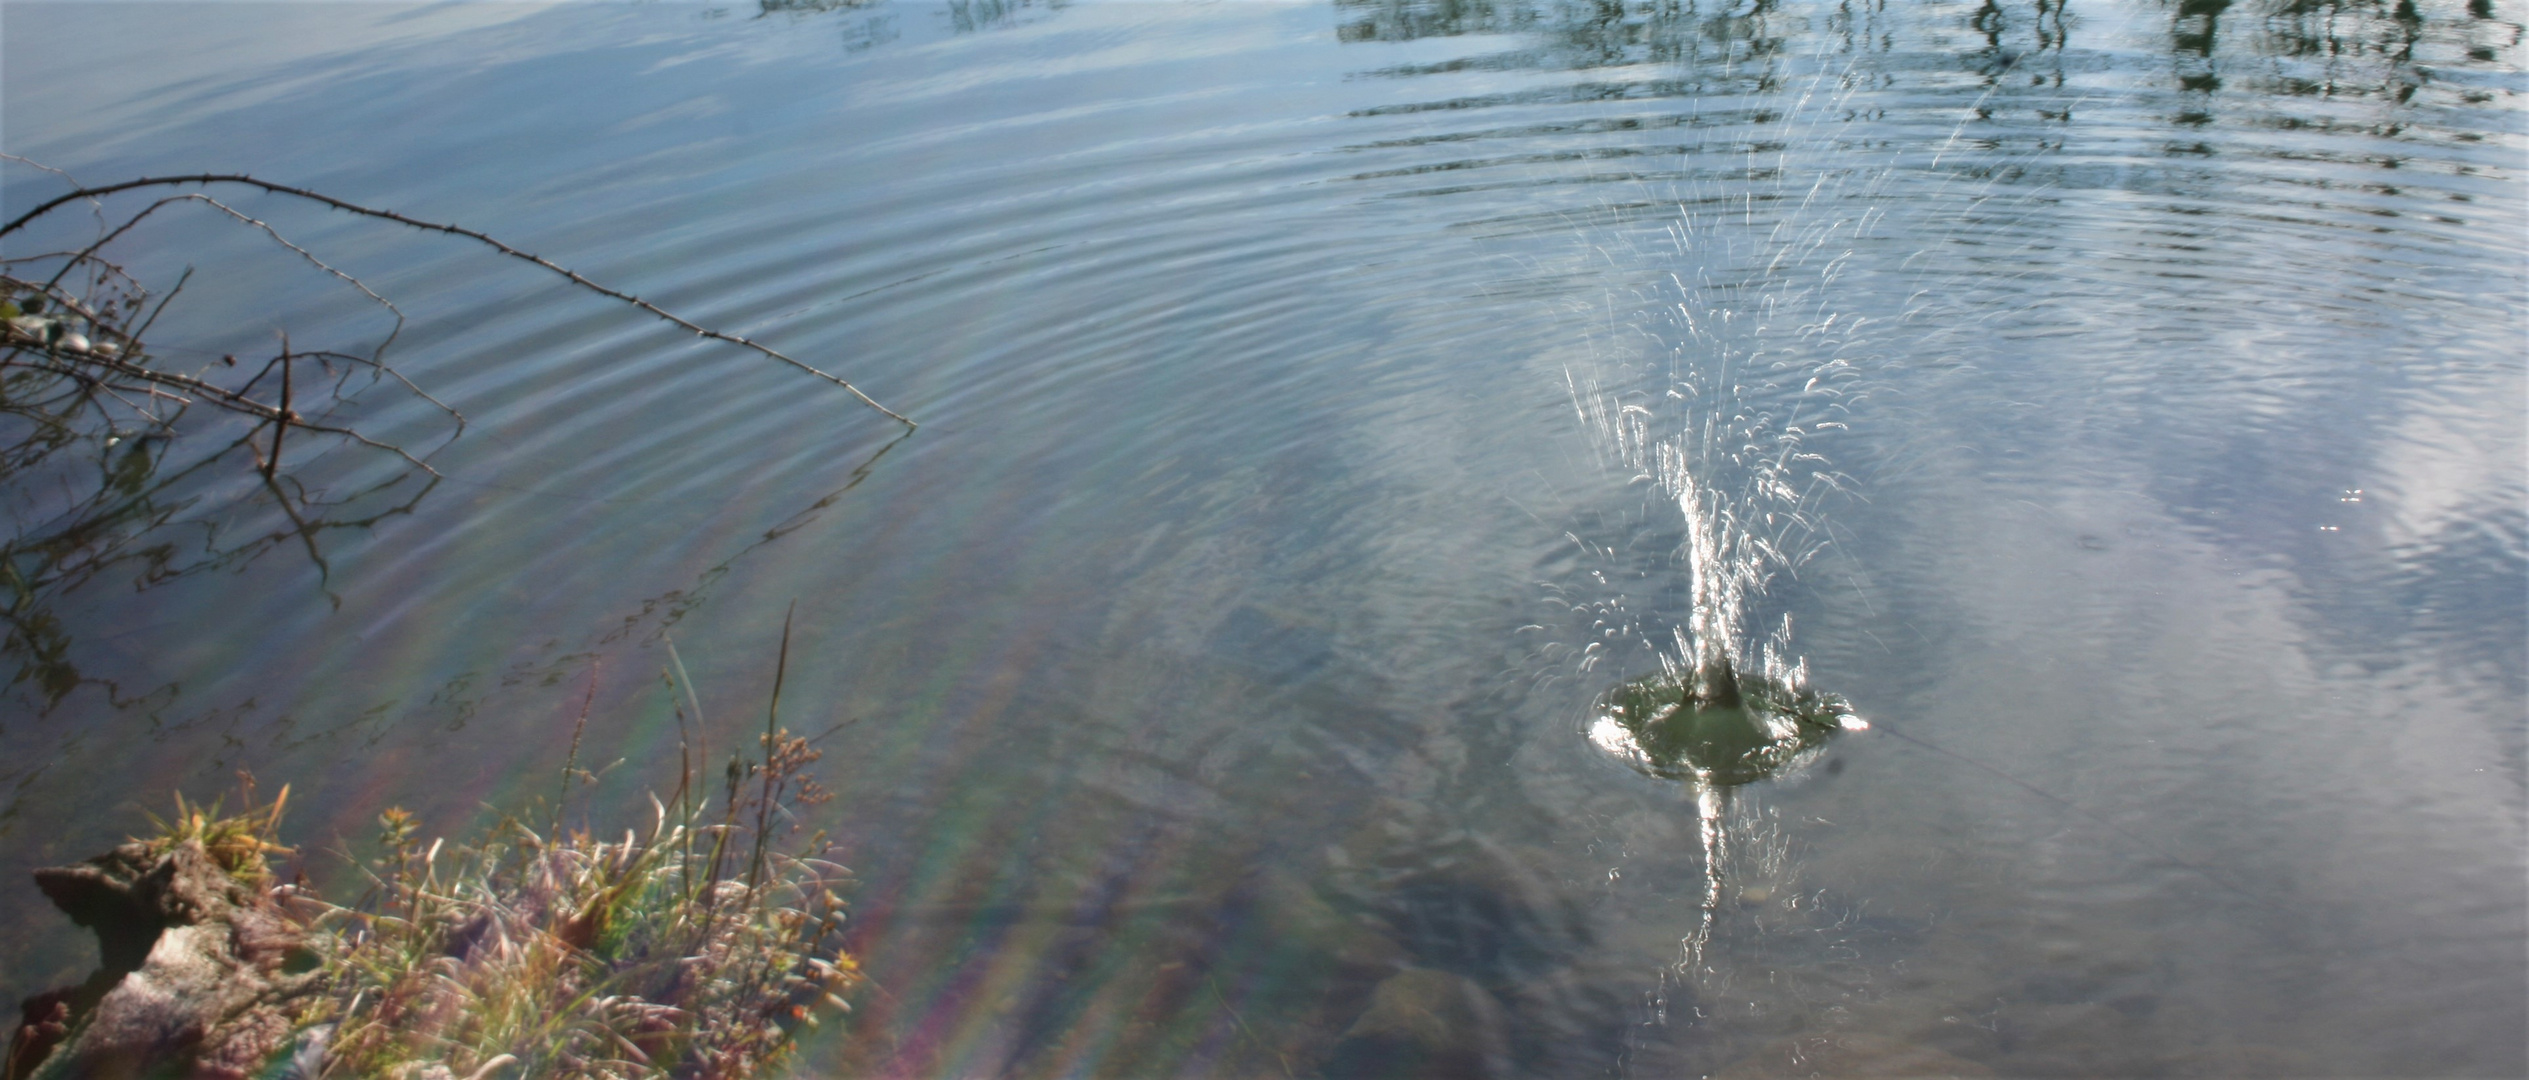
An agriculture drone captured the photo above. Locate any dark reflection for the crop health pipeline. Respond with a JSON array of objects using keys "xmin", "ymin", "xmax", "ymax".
[
  {"xmin": 1972, "ymin": 0, "xmax": 2008, "ymax": 50},
  {"xmin": 0, "ymin": 417, "xmax": 907, "ymax": 832},
  {"xmin": 0, "ymin": 403, "xmax": 438, "ymax": 715},
  {"xmin": 1957, "ymin": 0, "xmax": 2071, "ymax": 87},
  {"xmin": 266, "ymin": 427, "xmax": 909, "ymax": 754},
  {"xmin": 758, "ymin": 0, "xmax": 881, "ymax": 14},
  {"xmin": 2179, "ymin": 0, "xmax": 2514, "ymax": 114},
  {"xmin": 2172, "ymin": 0, "xmax": 2228, "ymax": 123},
  {"xmin": 2175, "ymin": 0, "xmax": 2231, "ymax": 55},
  {"xmin": 1340, "ymin": 0, "xmax": 1794, "ymax": 70},
  {"xmin": 748, "ymin": 0, "xmax": 899, "ymax": 52},
  {"xmin": 945, "ymin": 0, "xmax": 1066, "ymax": 35},
  {"xmin": 1335, "ymin": 0, "xmax": 2514, "ymax": 201},
  {"xmin": 1339, "ymin": 0, "xmax": 2514, "ymax": 109},
  {"xmin": 1333, "ymin": 0, "xmax": 2098, "ymax": 192},
  {"xmin": 1336, "ymin": 0, "xmax": 1538, "ymax": 44},
  {"xmin": 738, "ymin": 0, "xmax": 1076, "ymax": 50},
  {"xmin": 2038, "ymin": 0, "xmax": 2067, "ymax": 50},
  {"xmin": 2258, "ymin": 0, "xmax": 2429, "ymax": 59},
  {"xmin": 587, "ymin": 427, "xmax": 911, "ymax": 652}
]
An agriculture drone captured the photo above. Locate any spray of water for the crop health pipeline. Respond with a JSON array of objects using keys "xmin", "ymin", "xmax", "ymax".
[
  {"xmin": 1565, "ymin": 70, "xmax": 1889, "ymax": 723},
  {"xmin": 1551, "ymin": 54, "xmax": 2019, "ymax": 984}
]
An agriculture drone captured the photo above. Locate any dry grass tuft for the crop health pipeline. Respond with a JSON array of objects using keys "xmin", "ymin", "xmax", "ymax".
[
  {"xmin": 305, "ymin": 719, "xmax": 858, "ymax": 1080},
  {"xmin": 313, "ymin": 742, "xmax": 856, "ymax": 1079},
  {"xmin": 100, "ymin": 719, "xmax": 860, "ymax": 1080}
]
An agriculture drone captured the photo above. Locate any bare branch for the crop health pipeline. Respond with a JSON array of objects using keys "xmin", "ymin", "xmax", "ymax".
[{"xmin": 3, "ymin": 174, "xmax": 916, "ymax": 428}]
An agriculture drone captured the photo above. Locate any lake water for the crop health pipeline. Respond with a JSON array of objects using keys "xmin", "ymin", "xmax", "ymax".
[{"xmin": 4, "ymin": 1, "xmax": 2523, "ymax": 1076}]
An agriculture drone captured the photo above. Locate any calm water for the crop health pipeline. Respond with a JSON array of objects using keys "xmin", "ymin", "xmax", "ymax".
[{"xmin": 4, "ymin": 1, "xmax": 2524, "ymax": 1075}]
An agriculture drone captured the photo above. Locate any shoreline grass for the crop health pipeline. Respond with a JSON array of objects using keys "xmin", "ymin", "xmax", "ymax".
[{"xmin": 9, "ymin": 723, "xmax": 861, "ymax": 1080}]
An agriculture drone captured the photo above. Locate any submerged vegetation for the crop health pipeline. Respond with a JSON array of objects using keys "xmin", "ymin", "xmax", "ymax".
[{"xmin": 6, "ymin": 715, "xmax": 861, "ymax": 1080}]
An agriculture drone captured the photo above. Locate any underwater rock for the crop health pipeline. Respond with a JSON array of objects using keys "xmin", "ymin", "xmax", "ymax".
[
  {"xmin": 7, "ymin": 840, "xmax": 320, "ymax": 1080},
  {"xmin": 1259, "ymin": 870, "xmax": 1411, "ymax": 976},
  {"xmin": 2159, "ymin": 1043, "xmax": 2331, "ymax": 1078},
  {"xmin": 1713, "ymin": 1031, "xmax": 1996, "ymax": 1079},
  {"xmin": 1312, "ymin": 806, "xmax": 1638, "ymax": 1077},
  {"xmin": 1318, "ymin": 968, "xmax": 1512, "ymax": 1080},
  {"xmin": 1589, "ymin": 658, "xmax": 1862, "ymax": 786},
  {"xmin": 1988, "ymin": 1001, "xmax": 2158, "ymax": 1078},
  {"xmin": 1367, "ymin": 839, "xmax": 1585, "ymax": 987}
]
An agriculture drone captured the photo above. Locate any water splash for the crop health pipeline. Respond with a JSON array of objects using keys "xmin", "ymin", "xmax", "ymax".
[
  {"xmin": 1553, "ymin": 57, "xmax": 1916, "ymax": 989},
  {"xmin": 1565, "ymin": 75, "xmax": 1890, "ymax": 760},
  {"xmin": 1587, "ymin": 639, "xmax": 1861, "ymax": 789}
]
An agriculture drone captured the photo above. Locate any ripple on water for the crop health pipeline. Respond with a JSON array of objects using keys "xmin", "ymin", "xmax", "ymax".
[{"xmin": 0, "ymin": 0, "xmax": 2521, "ymax": 1076}]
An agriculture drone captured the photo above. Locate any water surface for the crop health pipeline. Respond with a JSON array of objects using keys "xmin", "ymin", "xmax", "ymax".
[{"xmin": 3, "ymin": 1, "xmax": 2523, "ymax": 1075}]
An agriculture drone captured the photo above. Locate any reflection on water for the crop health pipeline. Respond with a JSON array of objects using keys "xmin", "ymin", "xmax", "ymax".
[
  {"xmin": 0, "ymin": 200, "xmax": 454, "ymax": 717},
  {"xmin": 0, "ymin": 1, "xmax": 2521, "ymax": 1077},
  {"xmin": 943, "ymin": 0, "xmax": 1068, "ymax": 35},
  {"xmin": 0, "ymin": 417, "xmax": 438, "ymax": 713},
  {"xmin": 742, "ymin": 0, "xmax": 1061, "ymax": 45}
]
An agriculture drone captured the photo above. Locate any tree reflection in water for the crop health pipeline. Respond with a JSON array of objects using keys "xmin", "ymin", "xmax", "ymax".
[
  {"xmin": 1336, "ymin": 0, "xmax": 1791, "ymax": 65},
  {"xmin": 743, "ymin": 0, "xmax": 1067, "ymax": 46}
]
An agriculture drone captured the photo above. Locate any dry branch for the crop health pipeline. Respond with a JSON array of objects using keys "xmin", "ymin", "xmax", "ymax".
[
  {"xmin": 2, "ymin": 173, "xmax": 915, "ymax": 428},
  {"xmin": 0, "ymin": 162, "xmax": 921, "ymax": 711}
]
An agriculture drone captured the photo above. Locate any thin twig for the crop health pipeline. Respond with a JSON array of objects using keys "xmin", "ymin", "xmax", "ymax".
[
  {"xmin": 0, "ymin": 154, "xmax": 104, "ymax": 232},
  {"xmin": 3, "ymin": 174, "xmax": 915, "ymax": 427},
  {"xmin": 265, "ymin": 333, "xmax": 291, "ymax": 482},
  {"xmin": 22, "ymin": 347, "xmax": 441, "ymax": 474},
  {"xmin": 747, "ymin": 601, "xmax": 796, "ymax": 896},
  {"xmin": 253, "ymin": 464, "xmax": 337, "ymax": 606},
  {"xmin": 130, "ymin": 264, "xmax": 191, "ymax": 344},
  {"xmin": 180, "ymin": 192, "xmax": 409, "ymax": 356},
  {"xmin": 554, "ymin": 659, "xmax": 603, "ymax": 838}
]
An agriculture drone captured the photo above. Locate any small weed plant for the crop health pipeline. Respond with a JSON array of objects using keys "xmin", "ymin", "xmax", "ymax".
[
  {"xmin": 311, "ymin": 734, "xmax": 855, "ymax": 1080},
  {"xmin": 97, "ymin": 657, "xmax": 861, "ymax": 1079},
  {"xmin": 141, "ymin": 783, "xmax": 296, "ymax": 885}
]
